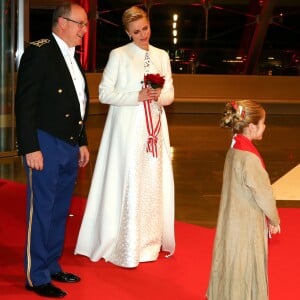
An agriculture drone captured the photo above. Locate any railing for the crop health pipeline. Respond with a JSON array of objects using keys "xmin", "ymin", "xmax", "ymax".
[{"xmin": 86, "ymin": 73, "xmax": 300, "ymax": 114}]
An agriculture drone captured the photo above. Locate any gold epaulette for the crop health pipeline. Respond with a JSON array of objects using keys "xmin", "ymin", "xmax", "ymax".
[{"xmin": 30, "ymin": 39, "xmax": 51, "ymax": 47}]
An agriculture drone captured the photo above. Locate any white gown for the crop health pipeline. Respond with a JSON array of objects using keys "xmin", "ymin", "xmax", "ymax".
[{"xmin": 75, "ymin": 42, "xmax": 175, "ymax": 268}]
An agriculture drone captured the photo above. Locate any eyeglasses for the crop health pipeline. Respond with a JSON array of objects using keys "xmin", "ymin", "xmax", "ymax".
[{"xmin": 61, "ymin": 17, "xmax": 88, "ymax": 28}]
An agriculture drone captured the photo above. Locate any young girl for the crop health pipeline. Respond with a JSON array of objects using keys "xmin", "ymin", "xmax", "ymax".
[{"xmin": 206, "ymin": 100, "xmax": 280, "ymax": 300}]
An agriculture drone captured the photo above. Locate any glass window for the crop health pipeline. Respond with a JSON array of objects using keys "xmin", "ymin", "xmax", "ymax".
[{"xmin": 29, "ymin": 0, "xmax": 300, "ymax": 75}]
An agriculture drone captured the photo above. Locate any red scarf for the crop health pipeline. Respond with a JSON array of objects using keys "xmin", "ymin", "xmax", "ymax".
[{"xmin": 232, "ymin": 134, "xmax": 265, "ymax": 168}]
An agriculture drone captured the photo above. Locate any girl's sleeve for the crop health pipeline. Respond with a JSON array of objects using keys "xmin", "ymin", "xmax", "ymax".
[{"xmin": 244, "ymin": 155, "xmax": 280, "ymax": 226}]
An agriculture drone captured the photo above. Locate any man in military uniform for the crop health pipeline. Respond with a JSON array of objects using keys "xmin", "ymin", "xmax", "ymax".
[{"xmin": 15, "ymin": 2, "xmax": 89, "ymax": 298}]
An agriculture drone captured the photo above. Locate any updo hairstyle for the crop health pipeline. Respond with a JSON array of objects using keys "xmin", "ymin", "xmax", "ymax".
[
  {"xmin": 220, "ymin": 100, "xmax": 265, "ymax": 134},
  {"xmin": 122, "ymin": 6, "xmax": 148, "ymax": 30}
]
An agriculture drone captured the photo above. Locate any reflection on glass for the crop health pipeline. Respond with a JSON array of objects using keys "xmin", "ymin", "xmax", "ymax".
[
  {"xmin": 29, "ymin": 1, "xmax": 300, "ymax": 75},
  {"xmin": 0, "ymin": 0, "xmax": 16, "ymax": 154}
]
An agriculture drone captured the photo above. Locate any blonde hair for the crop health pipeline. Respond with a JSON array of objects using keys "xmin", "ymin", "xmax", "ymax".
[
  {"xmin": 122, "ymin": 6, "xmax": 148, "ymax": 30},
  {"xmin": 220, "ymin": 100, "xmax": 265, "ymax": 134}
]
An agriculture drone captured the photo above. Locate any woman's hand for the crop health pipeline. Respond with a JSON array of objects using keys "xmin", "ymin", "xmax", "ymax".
[{"xmin": 138, "ymin": 87, "xmax": 161, "ymax": 102}]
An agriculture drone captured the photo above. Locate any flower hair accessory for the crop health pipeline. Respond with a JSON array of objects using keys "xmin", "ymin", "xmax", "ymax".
[
  {"xmin": 230, "ymin": 100, "xmax": 238, "ymax": 111},
  {"xmin": 231, "ymin": 100, "xmax": 245, "ymax": 119},
  {"xmin": 144, "ymin": 73, "xmax": 165, "ymax": 89}
]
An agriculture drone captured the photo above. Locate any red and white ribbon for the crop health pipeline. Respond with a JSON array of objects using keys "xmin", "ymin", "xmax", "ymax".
[
  {"xmin": 143, "ymin": 99, "xmax": 161, "ymax": 158},
  {"xmin": 143, "ymin": 51, "xmax": 161, "ymax": 157}
]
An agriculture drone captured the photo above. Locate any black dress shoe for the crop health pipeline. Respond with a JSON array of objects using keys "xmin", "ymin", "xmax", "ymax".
[
  {"xmin": 26, "ymin": 283, "xmax": 67, "ymax": 298},
  {"xmin": 51, "ymin": 271, "xmax": 81, "ymax": 283}
]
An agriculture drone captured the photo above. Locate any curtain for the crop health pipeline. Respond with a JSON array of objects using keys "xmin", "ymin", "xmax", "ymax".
[{"xmin": 76, "ymin": 0, "xmax": 97, "ymax": 71}]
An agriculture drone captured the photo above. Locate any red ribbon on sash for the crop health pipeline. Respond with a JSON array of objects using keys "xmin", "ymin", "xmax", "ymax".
[{"xmin": 143, "ymin": 99, "xmax": 161, "ymax": 158}]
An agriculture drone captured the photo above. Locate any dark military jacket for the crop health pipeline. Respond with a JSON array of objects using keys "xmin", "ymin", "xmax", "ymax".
[{"xmin": 15, "ymin": 34, "xmax": 89, "ymax": 155}]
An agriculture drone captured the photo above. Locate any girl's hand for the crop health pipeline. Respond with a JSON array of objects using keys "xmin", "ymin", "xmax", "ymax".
[{"xmin": 268, "ymin": 223, "xmax": 281, "ymax": 238}]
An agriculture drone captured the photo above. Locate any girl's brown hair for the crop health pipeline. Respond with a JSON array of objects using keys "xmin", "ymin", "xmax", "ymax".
[{"xmin": 220, "ymin": 100, "xmax": 265, "ymax": 134}]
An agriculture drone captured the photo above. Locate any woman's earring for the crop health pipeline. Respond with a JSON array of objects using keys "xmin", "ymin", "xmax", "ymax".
[{"xmin": 129, "ymin": 35, "xmax": 132, "ymax": 40}]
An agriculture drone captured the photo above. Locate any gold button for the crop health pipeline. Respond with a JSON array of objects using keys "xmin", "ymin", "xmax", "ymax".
[
  {"xmin": 78, "ymin": 121, "xmax": 83, "ymax": 125},
  {"xmin": 65, "ymin": 114, "xmax": 70, "ymax": 118},
  {"xmin": 58, "ymin": 89, "xmax": 63, "ymax": 93},
  {"xmin": 70, "ymin": 136, "xmax": 74, "ymax": 140}
]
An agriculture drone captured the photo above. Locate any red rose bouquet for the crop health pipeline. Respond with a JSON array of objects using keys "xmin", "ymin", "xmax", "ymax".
[{"xmin": 144, "ymin": 73, "xmax": 165, "ymax": 89}]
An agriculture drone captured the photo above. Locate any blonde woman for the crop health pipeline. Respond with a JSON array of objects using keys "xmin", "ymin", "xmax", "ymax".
[{"xmin": 75, "ymin": 6, "xmax": 175, "ymax": 268}]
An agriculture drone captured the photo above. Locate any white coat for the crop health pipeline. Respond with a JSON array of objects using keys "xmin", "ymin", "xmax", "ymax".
[{"xmin": 75, "ymin": 42, "xmax": 175, "ymax": 267}]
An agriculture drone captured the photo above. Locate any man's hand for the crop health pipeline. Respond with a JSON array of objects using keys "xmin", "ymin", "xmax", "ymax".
[
  {"xmin": 78, "ymin": 146, "xmax": 89, "ymax": 167},
  {"xmin": 25, "ymin": 151, "xmax": 44, "ymax": 170}
]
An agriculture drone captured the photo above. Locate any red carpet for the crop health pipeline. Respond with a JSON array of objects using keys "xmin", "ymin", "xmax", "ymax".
[{"xmin": 0, "ymin": 178, "xmax": 300, "ymax": 299}]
